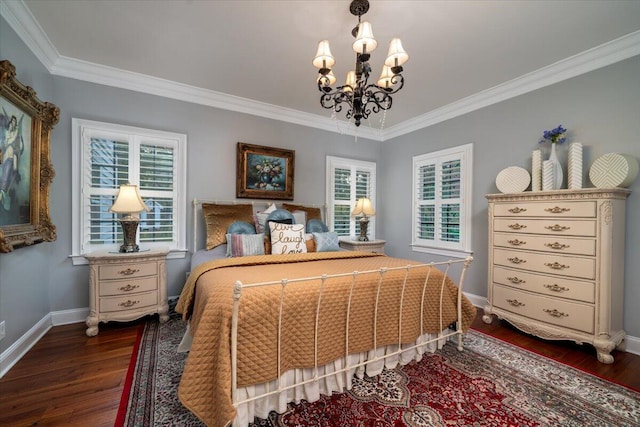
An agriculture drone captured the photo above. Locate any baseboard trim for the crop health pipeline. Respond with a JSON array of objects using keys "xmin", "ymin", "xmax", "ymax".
[
  {"xmin": 51, "ymin": 307, "xmax": 90, "ymax": 326},
  {"xmin": 0, "ymin": 314, "xmax": 52, "ymax": 379}
]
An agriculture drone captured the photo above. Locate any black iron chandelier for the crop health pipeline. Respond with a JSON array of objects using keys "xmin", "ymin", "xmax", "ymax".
[{"xmin": 313, "ymin": 0, "xmax": 408, "ymax": 127}]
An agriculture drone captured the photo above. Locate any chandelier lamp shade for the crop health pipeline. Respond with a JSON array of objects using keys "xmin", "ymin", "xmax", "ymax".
[
  {"xmin": 109, "ymin": 183, "xmax": 150, "ymax": 253},
  {"xmin": 352, "ymin": 197, "xmax": 376, "ymax": 241},
  {"xmin": 313, "ymin": 0, "xmax": 408, "ymax": 127}
]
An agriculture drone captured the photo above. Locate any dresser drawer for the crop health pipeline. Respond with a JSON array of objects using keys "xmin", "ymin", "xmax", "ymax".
[
  {"xmin": 493, "ymin": 266, "xmax": 594, "ymax": 303},
  {"xmin": 493, "ymin": 233, "xmax": 596, "ymax": 256},
  {"xmin": 493, "ymin": 285, "xmax": 594, "ymax": 334},
  {"xmin": 99, "ymin": 261, "xmax": 158, "ymax": 280},
  {"xmin": 99, "ymin": 276, "xmax": 159, "ymax": 297},
  {"xmin": 494, "ymin": 218, "xmax": 596, "ymax": 237},
  {"xmin": 493, "ymin": 248, "xmax": 596, "ymax": 279},
  {"xmin": 493, "ymin": 201, "xmax": 596, "ymax": 218},
  {"xmin": 99, "ymin": 291, "xmax": 158, "ymax": 313}
]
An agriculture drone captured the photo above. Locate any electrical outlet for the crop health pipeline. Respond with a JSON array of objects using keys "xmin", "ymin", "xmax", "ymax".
[{"xmin": 0, "ymin": 321, "xmax": 5, "ymax": 341}]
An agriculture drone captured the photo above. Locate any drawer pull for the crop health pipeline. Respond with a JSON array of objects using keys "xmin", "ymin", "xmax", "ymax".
[
  {"xmin": 543, "ymin": 308, "xmax": 568, "ymax": 318},
  {"xmin": 508, "ymin": 223, "xmax": 527, "ymax": 230},
  {"xmin": 506, "ymin": 298, "xmax": 525, "ymax": 307},
  {"xmin": 118, "ymin": 284, "xmax": 140, "ymax": 292},
  {"xmin": 545, "ymin": 206, "xmax": 570, "ymax": 214},
  {"xmin": 118, "ymin": 300, "xmax": 139, "ymax": 308},
  {"xmin": 507, "ymin": 257, "xmax": 526, "ymax": 264},
  {"xmin": 507, "ymin": 239, "xmax": 527, "ymax": 246},
  {"xmin": 545, "ymin": 224, "xmax": 570, "ymax": 232},
  {"xmin": 118, "ymin": 268, "xmax": 140, "ymax": 276},
  {"xmin": 544, "ymin": 284, "xmax": 569, "ymax": 292},
  {"xmin": 545, "ymin": 242, "xmax": 570, "ymax": 250},
  {"xmin": 544, "ymin": 262, "xmax": 569, "ymax": 270},
  {"xmin": 508, "ymin": 207, "xmax": 527, "ymax": 214},
  {"xmin": 507, "ymin": 276, "xmax": 526, "ymax": 284}
]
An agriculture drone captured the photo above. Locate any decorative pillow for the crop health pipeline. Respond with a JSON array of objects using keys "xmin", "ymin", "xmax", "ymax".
[
  {"xmin": 292, "ymin": 210, "xmax": 306, "ymax": 226},
  {"xmin": 254, "ymin": 203, "xmax": 281, "ymax": 233},
  {"xmin": 306, "ymin": 218, "xmax": 329, "ymax": 233},
  {"xmin": 264, "ymin": 209, "xmax": 295, "ymax": 238},
  {"xmin": 202, "ymin": 203, "xmax": 254, "ymax": 250},
  {"xmin": 313, "ymin": 231, "xmax": 340, "ymax": 252},
  {"xmin": 227, "ymin": 221, "xmax": 256, "ymax": 235},
  {"xmin": 269, "ymin": 222, "xmax": 307, "ymax": 254},
  {"xmin": 282, "ymin": 203, "xmax": 322, "ymax": 221},
  {"xmin": 226, "ymin": 233, "xmax": 265, "ymax": 257}
]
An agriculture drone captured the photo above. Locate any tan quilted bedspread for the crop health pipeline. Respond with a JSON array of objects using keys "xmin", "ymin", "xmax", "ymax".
[{"xmin": 175, "ymin": 252, "xmax": 476, "ymax": 426}]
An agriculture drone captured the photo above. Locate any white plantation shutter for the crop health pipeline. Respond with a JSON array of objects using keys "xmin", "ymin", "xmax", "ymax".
[
  {"xmin": 72, "ymin": 119, "xmax": 186, "ymax": 262},
  {"xmin": 326, "ymin": 157, "xmax": 376, "ymax": 238},
  {"xmin": 412, "ymin": 144, "xmax": 473, "ymax": 256}
]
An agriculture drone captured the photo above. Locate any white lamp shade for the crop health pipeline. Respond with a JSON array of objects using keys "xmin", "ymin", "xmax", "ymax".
[
  {"xmin": 352, "ymin": 197, "xmax": 375, "ymax": 216},
  {"xmin": 352, "ymin": 21, "xmax": 377, "ymax": 54},
  {"xmin": 318, "ymin": 70, "xmax": 336, "ymax": 86},
  {"xmin": 377, "ymin": 65, "xmax": 394, "ymax": 88},
  {"xmin": 109, "ymin": 184, "xmax": 149, "ymax": 214},
  {"xmin": 343, "ymin": 70, "xmax": 357, "ymax": 92},
  {"xmin": 385, "ymin": 38, "xmax": 409, "ymax": 67},
  {"xmin": 313, "ymin": 40, "xmax": 336, "ymax": 69}
]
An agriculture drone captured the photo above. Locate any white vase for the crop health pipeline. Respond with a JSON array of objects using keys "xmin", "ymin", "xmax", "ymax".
[{"xmin": 548, "ymin": 143, "xmax": 563, "ymax": 189}]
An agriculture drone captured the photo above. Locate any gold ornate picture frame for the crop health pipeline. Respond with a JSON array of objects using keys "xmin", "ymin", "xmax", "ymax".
[
  {"xmin": 236, "ymin": 142, "xmax": 295, "ymax": 200},
  {"xmin": 0, "ymin": 59, "xmax": 59, "ymax": 252}
]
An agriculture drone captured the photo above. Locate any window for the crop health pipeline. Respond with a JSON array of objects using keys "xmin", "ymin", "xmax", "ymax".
[
  {"xmin": 412, "ymin": 143, "xmax": 473, "ymax": 257},
  {"xmin": 326, "ymin": 156, "xmax": 376, "ymax": 239},
  {"xmin": 71, "ymin": 119, "xmax": 187, "ymax": 264}
]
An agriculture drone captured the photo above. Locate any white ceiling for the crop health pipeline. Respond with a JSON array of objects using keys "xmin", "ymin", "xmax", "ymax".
[{"xmin": 5, "ymin": 0, "xmax": 640, "ymax": 140}]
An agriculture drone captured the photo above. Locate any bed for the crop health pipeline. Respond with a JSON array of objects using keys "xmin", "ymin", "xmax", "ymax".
[{"xmin": 175, "ymin": 200, "xmax": 476, "ymax": 427}]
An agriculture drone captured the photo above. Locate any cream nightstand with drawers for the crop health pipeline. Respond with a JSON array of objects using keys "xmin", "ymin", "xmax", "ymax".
[
  {"xmin": 85, "ymin": 249, "xmax": 169, "ymax": 336},
  {"xmin": 339, "ymin": 239, "xmax": 386, "ymax": 254},
  {"xmin": 483, "ymin": 188, "xmax": 630, "ymax": 363}
]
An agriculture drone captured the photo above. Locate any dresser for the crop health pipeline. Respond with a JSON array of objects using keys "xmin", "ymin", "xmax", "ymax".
[
  {"xmin": 85, "ymin": 249, "xmax": 169, "ymax": 336},
  {"xmin": 483, "ymin": 188, "xmax": 630, "ymax": 363},
  {"xmin": 339, "ymin": 239, "xmax": 386, "ymax": 254}
]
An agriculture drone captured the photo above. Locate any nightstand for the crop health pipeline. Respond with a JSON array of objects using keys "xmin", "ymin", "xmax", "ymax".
[
  {"xmin": 84, "ymin": 249, "xmax": 169, "ymax": 336},
  {"xmin": 339, "ymin": 239, "xmax": 386, "ymax": 254}
]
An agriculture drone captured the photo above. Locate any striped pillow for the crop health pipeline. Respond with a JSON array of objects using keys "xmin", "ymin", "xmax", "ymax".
[{"xmin": 226, "ymin": 233, "xmax": 265, "ymax": 257}]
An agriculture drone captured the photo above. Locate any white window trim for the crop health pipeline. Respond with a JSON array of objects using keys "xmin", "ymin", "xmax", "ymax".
[
  {"xmin": 71, "ymin": 119, "xmax": 187, "ymax": 265},
  {"xmin": 326, "ymin": 156, "xmax": 376, "ymax": 240},
  {"xmin": 411, "ymin": 143, "xmax": 473, "ymax": 258}
]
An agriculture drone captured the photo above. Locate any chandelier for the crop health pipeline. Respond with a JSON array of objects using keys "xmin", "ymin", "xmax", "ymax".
[{"xmin": 313, "ymin": 0, "xmax": 408, "ymax": 127}]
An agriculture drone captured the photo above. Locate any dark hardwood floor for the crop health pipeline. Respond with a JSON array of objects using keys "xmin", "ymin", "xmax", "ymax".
[{"xmin": 0, "ymin": 311, "xmax": 638, "ymax": 426}]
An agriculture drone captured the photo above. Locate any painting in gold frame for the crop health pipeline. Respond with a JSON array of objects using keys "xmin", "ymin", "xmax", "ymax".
[
  {"xmin": 0, "ymin": 59, "xmax": 59, "ymax": 252},
  {"xmin": 236, "ymin": 142, "xmax": 295, "ymax": 200}
]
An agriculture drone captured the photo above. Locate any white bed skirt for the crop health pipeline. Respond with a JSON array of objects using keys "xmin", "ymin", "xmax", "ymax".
[{"xmin": 178, "ymin": 327, "xmax": 449, "ymax": 426}]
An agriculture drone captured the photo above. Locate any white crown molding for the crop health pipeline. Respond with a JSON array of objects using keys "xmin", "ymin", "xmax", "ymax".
[
  {"xmin": 3, "ymin": 1, "xmax": 639, "ymax": 142},
  {"xmin": 0, "ymin": 0, "xmax": 59, "ymax": 70},
  {"xmin": 383, "ymin": 30, "xmax": 640, "ymax": 140}
]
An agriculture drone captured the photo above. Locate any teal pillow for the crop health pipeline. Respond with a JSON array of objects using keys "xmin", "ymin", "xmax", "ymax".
[
  {"xmin": 227, "ymin": 221, "xmax": 256, "ymax": 235},
  {"xmin": 313, "ymin": 231, "xmax": 340, "ymax": 252},
  {"xmin": 307, "ymin": 219, "xmax": 329, "ymax": 233}
]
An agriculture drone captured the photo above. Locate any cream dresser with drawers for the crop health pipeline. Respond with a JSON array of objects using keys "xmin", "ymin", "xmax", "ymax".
[
  {"xmin": 483, "ymin": 188, "xmax": 630, "ymax": 363},
  {"xmin": 85, "ymin": 249, "xmax": 169, "ymax": 336}
]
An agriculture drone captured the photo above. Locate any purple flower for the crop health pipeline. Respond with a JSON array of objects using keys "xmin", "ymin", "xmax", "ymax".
[{"xmin": 539, "ymin": 125, "xmax": 567, "ymax": 144}]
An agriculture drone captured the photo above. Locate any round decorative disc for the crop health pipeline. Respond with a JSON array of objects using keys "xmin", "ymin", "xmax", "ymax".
[
  {"xmin": 496, "ymin": 166, "xmax": 531, "ymax": 193},
  {"xmin": 589, "ymin": 153, "xmax": 639, "ymax": 188}
]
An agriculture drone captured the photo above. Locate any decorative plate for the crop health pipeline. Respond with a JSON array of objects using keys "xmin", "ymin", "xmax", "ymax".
[
  {"xmin": 496, "ymin": 166, "xmax": 531, "ymax": 193},
  {"xmin": 589, "ymin": 153, "xmax": 639, "ymax": 188}
]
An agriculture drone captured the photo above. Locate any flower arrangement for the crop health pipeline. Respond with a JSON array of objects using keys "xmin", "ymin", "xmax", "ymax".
[{"xmin": 539, "ymin": 125, "xmax": 567, "ymax": 144}]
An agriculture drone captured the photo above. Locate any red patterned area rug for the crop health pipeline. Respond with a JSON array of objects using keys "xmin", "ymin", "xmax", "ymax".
[{"xmin": 117, "ymin": 313, "xmax": 640, "ymax": 426}]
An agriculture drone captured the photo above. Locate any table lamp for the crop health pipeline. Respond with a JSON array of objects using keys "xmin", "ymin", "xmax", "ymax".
[
  {"xmin": 352, "ymin": 197, "xmax": 375, "ymax": 241},
  {"xmin": 109, "ymin": 184, "xmax": 149, "ymax": 253}
]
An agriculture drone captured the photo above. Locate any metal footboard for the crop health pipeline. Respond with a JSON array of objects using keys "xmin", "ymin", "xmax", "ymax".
[{"xmin": 229, "ymin": 255, "xmax": 473, "ymax": 417}]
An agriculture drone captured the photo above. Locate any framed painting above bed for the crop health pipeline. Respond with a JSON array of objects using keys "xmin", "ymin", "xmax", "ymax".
[{"xmin": 236, "ymin": 142, "xmax": 294, "ymax": 200}]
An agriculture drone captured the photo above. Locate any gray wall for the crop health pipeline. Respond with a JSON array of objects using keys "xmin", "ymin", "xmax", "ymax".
[{"xmin": 380, "ymin": 55, "xmax": 640, "ymax": 337}]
